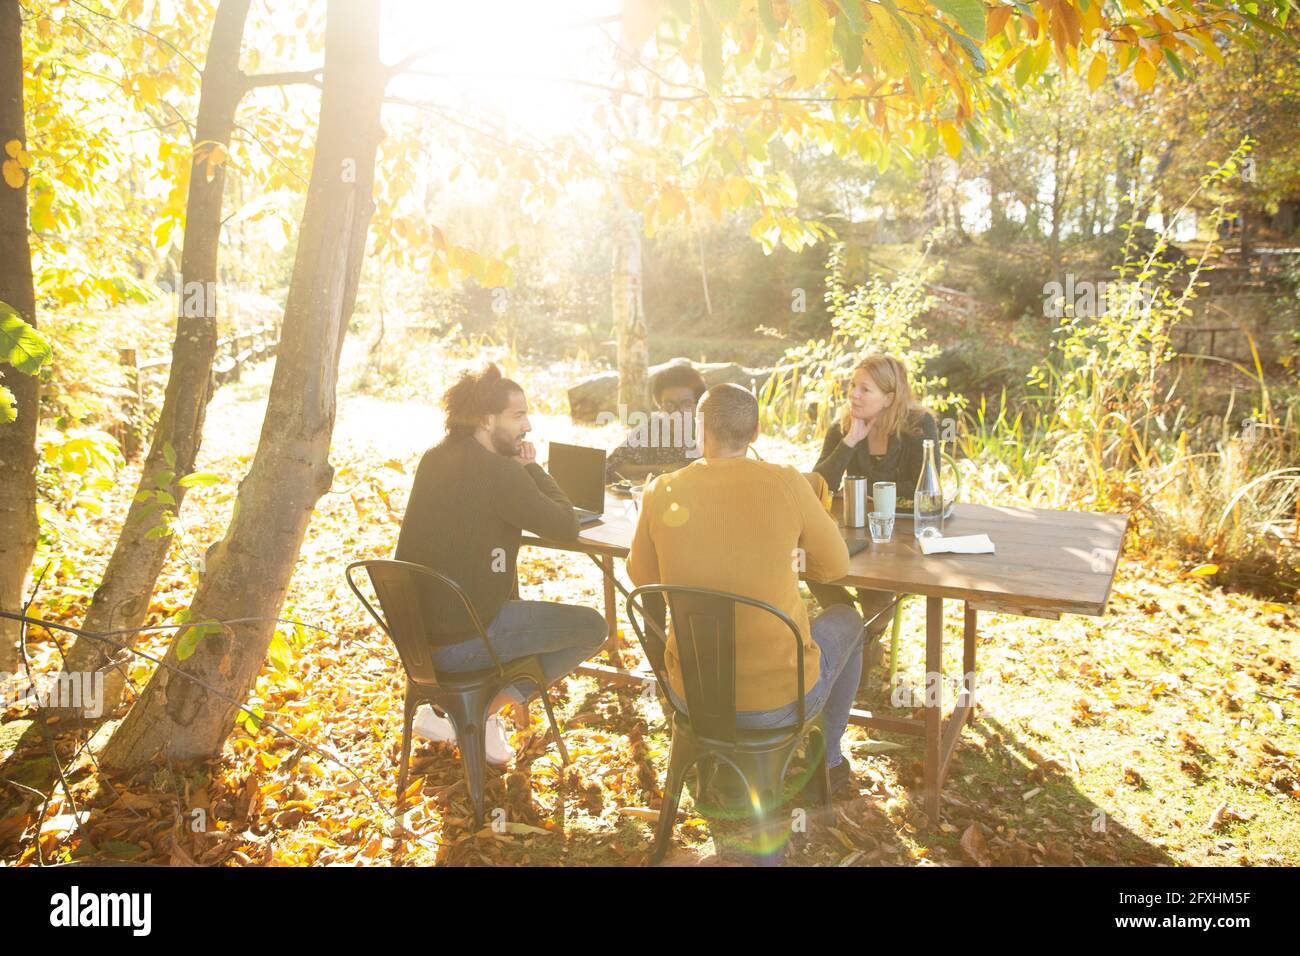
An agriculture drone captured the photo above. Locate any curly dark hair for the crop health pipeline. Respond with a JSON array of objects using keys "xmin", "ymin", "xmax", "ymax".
[
  {"xmin": 442, "ymin": 363, "xmax": 523, "ymax": 439},
  {"xmin": 651, "ymin": 364, "xmax": 707, "ymax": 404}
]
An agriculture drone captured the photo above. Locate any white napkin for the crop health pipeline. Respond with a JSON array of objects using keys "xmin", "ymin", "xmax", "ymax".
[{"xmin": 918, "ymin": 533, "xmax": 995, "ymax": 555}]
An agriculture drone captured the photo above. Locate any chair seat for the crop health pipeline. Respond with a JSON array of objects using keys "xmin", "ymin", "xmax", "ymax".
[
  {"xmin": 412, "ymin": 654, "xmax": 544, "ymax": 691},
  {"xmin": 416, "ymin": 667, "xmax": 497, "ymax": 688},
  {"xmin": 674, "ymin": 707, "xmax": 827, "ymax": 751}
]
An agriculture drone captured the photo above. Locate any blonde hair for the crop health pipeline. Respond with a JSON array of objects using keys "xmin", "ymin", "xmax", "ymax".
[{"xmin": 837, "ymin": 354, "xmax": 922, "ymax": 441}]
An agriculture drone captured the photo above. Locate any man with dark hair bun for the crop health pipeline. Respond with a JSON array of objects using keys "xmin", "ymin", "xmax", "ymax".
[{"xmin": 395, "ymin": 363, "xmax": 607, "ymax": 766}]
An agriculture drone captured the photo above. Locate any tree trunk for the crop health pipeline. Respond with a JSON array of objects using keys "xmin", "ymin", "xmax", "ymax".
[
  {"xmin": 102, "ymin": 0, "xmax": 384, "ymax": 770},
  {"xmin": 59, "ymin": 0, "xmax": 254, "ymax": 711},
  {"xmin": 696, "ymin": 224, "xmax": 713, "ymax": 315},
  {"xmin": 1115, "ymin": 145, "xmax": 1142, "ymax": 233},
  {"xmin": 611, "ymin": 195, "xmax": 648, "ymax": 413},
  {"xmin": 0, "ymin": 0, "xmax": 38, "ymax": 671},
  {"xmin": 1048, "ymin": 119, "xmax": 1063, "ymax": 275}
]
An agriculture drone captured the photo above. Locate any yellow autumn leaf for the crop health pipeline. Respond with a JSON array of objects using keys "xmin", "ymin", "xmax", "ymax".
[
  {"xmin": 939, "ymin": 121, "xmax": 962, "ymax": 160},
  {"xmin": 986, "ymin": 6, "xmax": 1012, "ymax": 38},
  {"xmin": 204, "ymin": 142, "xmax": 227, "ymax": 183},
  {"xmin": 1133, "ymin": 55, "xmax": 1156, "ymax": 92},
  {"xmin": 1188, "ymin": 564, "xmax": 1219, "ymax": 577},
  {"xmin": 1087, "ymin": 52, "xmax": 1107, "ymax": 92},
  {"xmin": 2, "ymin": 159, "xmax": 24, "ymax": 188},
  {"xmin": 791, "ymin": 1, "xmax": 834, "ymax": 87}
]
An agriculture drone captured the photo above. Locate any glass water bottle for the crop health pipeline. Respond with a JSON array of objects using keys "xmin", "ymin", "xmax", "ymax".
[{"xmin": 914, "ymin": 438, "xmax": 944, "ymax": 539}]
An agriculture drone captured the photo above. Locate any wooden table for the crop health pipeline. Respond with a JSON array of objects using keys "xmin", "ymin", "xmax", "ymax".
[{"xmin": 524, "ymin": 501, "xmax": 1128, "ymax": 822}]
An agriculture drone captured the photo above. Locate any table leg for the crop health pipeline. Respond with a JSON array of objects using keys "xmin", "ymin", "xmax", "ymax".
[
  {"xmin": 962, "ymin": 602, "xmax": 977, "ymax": 724},
  {"xmin": 600, "ymin": 554, "xmax": 622, "ymax": 667},
  {"xmin": 923, "ymin": 595, "xmax": 942, "ymax": 823}
]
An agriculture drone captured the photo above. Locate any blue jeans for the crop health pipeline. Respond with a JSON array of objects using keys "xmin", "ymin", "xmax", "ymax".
[
  {"xmin": 665, "ymin": 603, "xmax": 864, "ymax": 768},
  {"xmin": 431, "ymin": 600, "xmax": 608, "ymax": 712}
]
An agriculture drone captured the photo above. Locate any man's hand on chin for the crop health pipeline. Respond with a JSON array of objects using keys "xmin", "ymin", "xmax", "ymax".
[{"xmin": 515, "ymin": 440, "xmax": 537, "ymax": 465}]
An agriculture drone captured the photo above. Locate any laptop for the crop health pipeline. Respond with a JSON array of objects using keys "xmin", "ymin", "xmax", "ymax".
[{"xmin": 547, "ymin": 442, "xmax": 606, "ymax": 525}]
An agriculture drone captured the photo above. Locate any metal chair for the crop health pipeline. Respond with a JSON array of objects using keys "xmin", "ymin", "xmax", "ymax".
[
  {"xmin": 626, "ymin": 584, "xmax": 833, "ymax": 866},
  {"xmin": 345, "ymin": 559, "xmax": 570, "ymax": 828}
]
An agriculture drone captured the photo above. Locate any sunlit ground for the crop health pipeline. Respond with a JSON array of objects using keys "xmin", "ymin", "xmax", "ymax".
[{"xmin": 3, "ymin": 335, "xmax": 1297, "ymax": 866}]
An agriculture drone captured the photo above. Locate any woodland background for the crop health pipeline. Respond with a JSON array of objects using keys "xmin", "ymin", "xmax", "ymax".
[{"xmin": 0, "ymin": 0, "xmax": 1297, "ymax": 866}]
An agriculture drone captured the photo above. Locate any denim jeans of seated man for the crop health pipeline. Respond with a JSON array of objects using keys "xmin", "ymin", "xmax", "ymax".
[
  {"xmin": 663, "ymin": 603, "xmax": 863, "ymax": 768},
  {"xmin": 807, "ymin": 582, "xmax": 897, "ymax": 639},
  {"xmin": 429, "ymin": 600, "xmax": 608, "ymax": 712}
]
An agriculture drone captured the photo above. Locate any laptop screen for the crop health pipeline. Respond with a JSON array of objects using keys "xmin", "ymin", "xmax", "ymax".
[{"xmin": 547, "ymin": 442, "xmax": 606, "ymax": 514}]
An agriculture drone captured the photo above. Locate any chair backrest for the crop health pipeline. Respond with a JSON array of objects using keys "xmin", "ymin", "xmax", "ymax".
[
  {"xmin": 345, "ymin": 559, "xmax": 501, "ymax": 687},
  {"xmin": 626, "ymin": 584, "xmax": 808, "ymax": 743}
]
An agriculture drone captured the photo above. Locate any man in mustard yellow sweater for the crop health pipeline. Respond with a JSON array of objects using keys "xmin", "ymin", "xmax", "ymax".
[{"xmin": 628, "ymin": 384, "xmax": 864, "ymax": 791}]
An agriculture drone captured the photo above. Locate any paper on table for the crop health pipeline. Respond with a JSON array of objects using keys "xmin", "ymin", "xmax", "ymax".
[{"xmin": 918, "ymin": 533, "xmax": 995, "ymax": 555}]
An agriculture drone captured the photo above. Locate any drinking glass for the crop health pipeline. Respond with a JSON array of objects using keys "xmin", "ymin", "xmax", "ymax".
[{"xmin": 868, "ymin": 511, "xmax": 895, "ymax": 544}]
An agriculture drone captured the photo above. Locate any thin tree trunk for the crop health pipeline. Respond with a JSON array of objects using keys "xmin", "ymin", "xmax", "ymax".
[
  {"xmin": 0, "ymin": 0, "xmax": 39, "ymax": 671},
  {"xmin": 611, "ymin": 194, "xmax": 648, "ymax": 413},
  {"xmin": 59, "ymin": 0, "xmax": 250, "ymax": 708},
  {"xmin": 696, "ymin": 224, "xmax": 712, "ymax": 315},
  {"xmin": 102, "ymin": 0, "xmax": 384, "ymax": 770},
  {"xmin": 1049, "ymin": 118, "xmax": 1063, "ymax": 275}
]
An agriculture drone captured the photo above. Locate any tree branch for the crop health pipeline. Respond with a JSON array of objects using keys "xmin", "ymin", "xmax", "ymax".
[{"xmin": 242, "ymin": 67, "xmax": 323, "ymax": 91}]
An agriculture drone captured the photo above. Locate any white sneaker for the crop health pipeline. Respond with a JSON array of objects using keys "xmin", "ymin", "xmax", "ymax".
[
  {"xmin": 484, "ymin": 714, "xmax": 516, "ymax": 768},
  {"xmin": 412, "ymin": 704, "xmax": 457, "ymax": 743},
  {"xmin": 412, "ymin": 705, "xmax": 515, "ymax": 767}
]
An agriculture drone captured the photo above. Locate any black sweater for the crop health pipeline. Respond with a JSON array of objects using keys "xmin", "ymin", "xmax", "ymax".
[
  {"xmin": 812, "ymin": 408, "xmax": 939, "ymax": 496},
  {"xmin": 395, "ymin": 435, "xmax": 580, "ymax": 640}
]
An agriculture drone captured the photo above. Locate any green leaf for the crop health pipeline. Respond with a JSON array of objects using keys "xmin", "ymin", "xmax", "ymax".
[
  {"xmin": 1162, "ymin": 46, "xmax": 1186, "ymax": 81},
  {"xmin": 178, "ymin": 471, "xmax": 222, "ymax": 488},
  {"xmin": 1013, "ymin": 46, "xmax": 1035, "ymax": 87},
  {"xmin": 757, "ymin": 0, "xmax": 780, "ymax": 33},
  {"xmin": 0, "ymin": 301, "xmax": 51, "ymax": 375},
  {"xmin": 268, "ymin": 631, "xmax": 292, "ymax": 674},
  {"xmin": 176, "ymin": 621, "xmax": 219, "ymax": 661},
  {"xmin": 835, "ymin": 0, "xmax": 866, "ymax": 33},
  {"xmin": 930, "ymin": 0, "xmax": 986, "ymax": 41},
  {"xmin": 1239, "ymin": 10, "xmax": 1295, "ymax": 42},
  {"xmin": 162, "ymin": 441, "xmax": 177, "ymax": 468},
  {"xmin": 878, "ymin": 0, "xmax": 914, "ymax": 39},
  {"xmin": 833, "ymin": 11, "xmax": 863, "ymax": 72},
  {"xmin": 940, "ymin": 21, "xmax": 986, "ymax": 72}
]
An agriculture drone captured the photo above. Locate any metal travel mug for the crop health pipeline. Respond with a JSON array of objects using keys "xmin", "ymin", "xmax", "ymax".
[
  {"xmin": 844, "ymin": 476, "xmax": 869, "ymax": 528},
  {"xmin": 872, "ymin": 481, "xmax": 896, "ymax": 516}
]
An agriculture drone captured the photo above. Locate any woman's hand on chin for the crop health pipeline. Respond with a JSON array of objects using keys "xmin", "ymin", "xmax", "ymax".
[{"xmin": 844, "ymin": 416, "xmax": 871, "ymax": 447}]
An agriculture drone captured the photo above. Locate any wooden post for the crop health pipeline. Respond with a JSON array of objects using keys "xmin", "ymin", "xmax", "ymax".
[
  {"xmin": 962, "ymin": 602, "xmax": 977, "ymax": 725},
  {"xmin": 601, "ymin": 554, "xmax": 622, "ymax": 667},
  {"xmin": 923, "ymin": 595, "xmax": 943, "ymax": 824},
  {"xmin": 118, "ymin": 347, "xmax": 143, "ymax": 461}
]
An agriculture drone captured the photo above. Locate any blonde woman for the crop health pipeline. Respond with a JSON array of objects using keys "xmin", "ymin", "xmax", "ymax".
[{"xmin": 809, "ymin": 354, "xmax": 939, "ymax": 650}]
